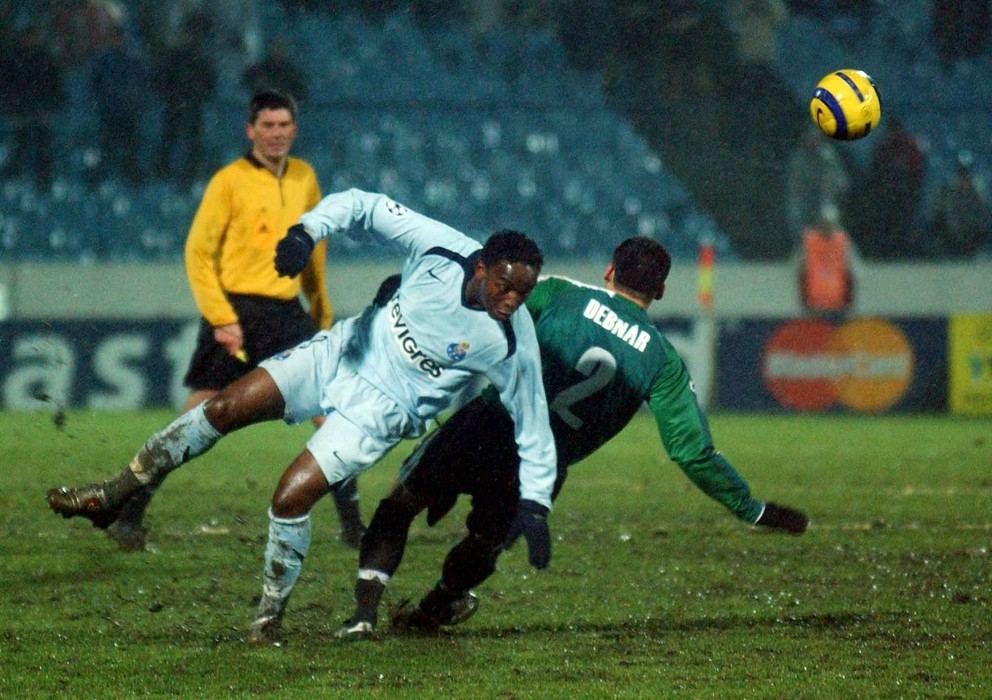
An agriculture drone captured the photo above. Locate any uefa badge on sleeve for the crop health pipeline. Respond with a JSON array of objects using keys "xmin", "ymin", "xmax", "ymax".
[{"xmin": 385, "ymin": 199, "xmax": 409, "ymax": 217}]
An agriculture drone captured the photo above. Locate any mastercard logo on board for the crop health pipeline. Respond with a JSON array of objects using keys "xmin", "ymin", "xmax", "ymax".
[{"xmin": 761, "ymin": 318, "xmax": 914, "ymax": 413}]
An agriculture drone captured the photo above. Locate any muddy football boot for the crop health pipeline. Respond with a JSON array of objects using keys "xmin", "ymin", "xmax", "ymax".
[
  {"xmin": 46, "ymin": 483, "xmax": 122, "ymax": 530},
  {"xmin": 104, "ymin": 487, "xmax": 155, "ymax": 552},
  {"xmin": 437, "ymin": 591, "xmax": 479, "ymax": 626},
  {"xmin": 105, "ymin": 519, "xmax": 149, "ymax": 552},
  {"xmin": 246, "ymin": 594, "xmax": 288, "ymax": 646},
  {"xmin": 334, "ymin": 618, "xmax": 376, "ymax": 641},
  {"xmin": 390, "ymin": 592, "xmax": 479, "ymax": 632},
  {"xmin": 246, "ymin": 613, "xmax": 283, "ymax": 646},
  {"xmin": 390, "ymin": 599, "xmax": 441, "ymax": 632}
]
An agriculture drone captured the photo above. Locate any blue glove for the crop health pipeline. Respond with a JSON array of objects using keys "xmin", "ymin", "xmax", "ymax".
[
  {"xmin": 502, "ymin": 499, "xmax": 551, "ymax": 569},
  {"xmin": 274, "ymin": 224, "xmax": 315, "ymax": 278}
]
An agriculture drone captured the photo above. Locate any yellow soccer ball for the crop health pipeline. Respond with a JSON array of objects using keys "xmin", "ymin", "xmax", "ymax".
[{"xmin": 809, "ymin": 69, "xmax": 881, "ymax": 141}]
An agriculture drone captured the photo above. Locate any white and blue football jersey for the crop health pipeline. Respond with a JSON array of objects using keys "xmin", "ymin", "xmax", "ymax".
[{"xmin": 298, "ymin": 189, "xmax": 556, "ymax": 508}]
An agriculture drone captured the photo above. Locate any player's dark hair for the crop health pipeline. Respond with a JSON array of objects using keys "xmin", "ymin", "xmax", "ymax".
[
  {"xmin": 612, "ymin": 237, "xmax": 671, "ymax": 298},
  {"xmin": 249, "ymin": 89, "xmax": 297, "ymax": 124},
  {"xmin": 481, "ymin": 229, "xmax": 544, "ymax": 271}
]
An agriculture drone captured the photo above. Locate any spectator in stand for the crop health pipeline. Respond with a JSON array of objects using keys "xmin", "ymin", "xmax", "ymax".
[
  {"xmin": 847, "ymin": 116, "xmax": 926, "ymax": 259},
  {"xmin": 242, "ymin": 38, "xmax": 309, "ymax": 105},
  {"xmin": 793, "ymin": 202, "xmax": 863, "ymax": 320},
  {"xmin": 52, "ymin": 0, "xmax": 128, "ymax": 67},
  {"xmin": 0, "ymin": 22, "xmax": 65, "ymax": 189},
  {"xmin": 89, "ymin": 23, "xmax": 150, "ymax": 185},
  {"xmin": 205, "ymin": 0, "xmax": 263, "ymax": 58},
  {"xmin": 152, "ymin": 12, "xmax": 218, "ymax": 182},
  {"xmin": 0, "ymin": 9, "xmax": 18, "ymax": 171},
  {"xmin": 786, "ymin": 124, "xmax": 851, "ymax": 243},
  {"xmin": 557, "ymin": 0, "xmax": 612, "ymax": 70},
  {"xmin": 726, "ymin": 0, "xmax": 788, "ymax": 67},
  {"xmin": 932, "ymin": 0, "xmax": 991, "ymax": 66},
  {"xmin": 929, "ymin": 152, "xmax": 992, "ymax": 259}
]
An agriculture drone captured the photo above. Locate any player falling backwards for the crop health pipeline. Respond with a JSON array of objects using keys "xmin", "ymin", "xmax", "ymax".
[
  {"xmin": 46, "ymin": 188, "xmax": 558, "ymax": 644},
  {"xmin": 335, "ymin": 236, "xmax": 808, "ymax": 639}
]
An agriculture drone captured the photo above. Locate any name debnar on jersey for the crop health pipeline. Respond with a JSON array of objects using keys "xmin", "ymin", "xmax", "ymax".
[{"xmin": 582, "ymin": 298, "xmax": 650, "ymax": 352}]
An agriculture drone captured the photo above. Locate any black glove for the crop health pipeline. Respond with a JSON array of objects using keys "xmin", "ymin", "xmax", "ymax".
[
  {"xmin": 755, "ymin": 502, "xmax": 808, "ymax": 534},
  {"xmin": 502, "ymin": 499, "xmax": 551, "ymax": 569},
  {"xmin": 373, "ymin": 274, "xmax": 402, "ymax": 307},
  {"xmin": 274, "ymin": 224, "xmax": 315, "ymax": 278}
]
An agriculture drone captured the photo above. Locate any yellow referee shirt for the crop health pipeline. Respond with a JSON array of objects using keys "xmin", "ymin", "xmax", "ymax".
[{"xmin": 184, "ymin": 153, "xmax": 332, "ymax": 329}]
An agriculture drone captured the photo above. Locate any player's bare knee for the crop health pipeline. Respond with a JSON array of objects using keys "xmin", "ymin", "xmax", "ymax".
[
  {"xmin": 201, "ymin": 391, "xmax": 239, "ymax": 432},
  {"xmin": 204, "ymin": 370, "xmax": 284, "ymax": 431},
  {"xmin": 270, "ymin": 458, "xmax": 328, "ymax": 519},
  {"xmin": 270, "ymin": 485, "xmax": 311, "ymax": 519}
]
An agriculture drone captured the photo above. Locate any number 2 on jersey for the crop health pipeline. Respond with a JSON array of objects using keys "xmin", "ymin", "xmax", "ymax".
[{"xmin": 549, "ymin": 346, "xmax": 617, "ymax": 429}]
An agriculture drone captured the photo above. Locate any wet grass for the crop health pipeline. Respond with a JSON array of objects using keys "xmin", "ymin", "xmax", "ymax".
[{"xmin": 1, "ymin": 410, "xmax": 989, "ymax": 698}]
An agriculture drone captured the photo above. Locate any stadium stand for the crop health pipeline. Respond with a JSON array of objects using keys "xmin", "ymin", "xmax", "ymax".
[
  {"xmin": 1, "ymin": 2, "xmax": 987, "ymax": 262},
  {"xmin": 2, "ymin": 5, "xmax": 731, "ymax": 263}
]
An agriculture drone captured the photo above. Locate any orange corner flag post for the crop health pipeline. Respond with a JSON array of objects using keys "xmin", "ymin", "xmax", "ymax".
[
  {"xmin": 695, "ymin": 238, "xmax": 716, "ymax": 409},
  {"xmin": 698, "ymin": 238, "xmax": 715, "ymax": 312}
]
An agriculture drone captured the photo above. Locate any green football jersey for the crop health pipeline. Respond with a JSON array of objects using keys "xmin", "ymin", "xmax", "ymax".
[{"xmin": 522, "ymin": 276, "xmax": 762, "ymax": 523}]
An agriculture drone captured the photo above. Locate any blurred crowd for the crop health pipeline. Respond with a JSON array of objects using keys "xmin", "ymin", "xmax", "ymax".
[
  {"xmin": 0, "ymin": 0, "xmax": 267, "ymax": 186},
  {"xmin": 0, "ymin": 0, "xmax": 556, "ymax": 189},
  {"xmin": 0, "ymin": 0, "xmax": 989, "ymax": 261}
]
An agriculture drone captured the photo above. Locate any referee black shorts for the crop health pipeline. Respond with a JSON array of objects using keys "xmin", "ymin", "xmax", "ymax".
[
  {"xmin": 183, "ymin": 294, "xmax": 319, "ymax": 391},
  {"xmin": 400, "ymin": 397, "xmax": 520, "ymax": 545}
]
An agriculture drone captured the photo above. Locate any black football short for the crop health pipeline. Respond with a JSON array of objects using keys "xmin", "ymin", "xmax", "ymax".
[
  {"xmin": 398, "ymin": 396, "xmax": 520, "ymax": 544},
  {"xmin": 183, "ymin": 294, "xmax": 318, "ymax": 391}
]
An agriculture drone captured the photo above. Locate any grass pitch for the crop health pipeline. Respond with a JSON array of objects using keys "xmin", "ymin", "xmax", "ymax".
[{"xmin": 1, "ymin": 409, "xmax": 989, "ymax": 698}]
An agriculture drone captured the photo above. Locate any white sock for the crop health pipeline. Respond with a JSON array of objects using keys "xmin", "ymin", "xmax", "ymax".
[
  {"xmin": 129, "ymin": 403, "xmax": 223, "ymax": 484},
  {"xmin": 261, "ymin": 510, "xmax": 312, "ymax": 610}
]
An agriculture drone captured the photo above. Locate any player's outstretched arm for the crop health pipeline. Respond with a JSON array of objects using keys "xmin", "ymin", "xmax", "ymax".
[
  {"xmin": 646, "ymin": 357, "xmax": 810, "ymax": 534},
  {"xmin": 754, "ymin": 502, "xmax": 808, "ymax": 534}
]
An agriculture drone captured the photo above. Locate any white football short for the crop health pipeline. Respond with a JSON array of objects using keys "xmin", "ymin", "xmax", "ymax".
[{"xmin": 259, "ymin": 320, "xmax": 417, "ymax": 486}]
